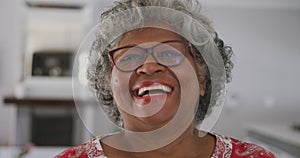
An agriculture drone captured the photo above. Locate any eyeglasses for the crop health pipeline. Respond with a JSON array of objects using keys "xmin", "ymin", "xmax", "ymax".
[{"xmin": 108, "ymin": 40, "xmax": 189, "ymax": 72}]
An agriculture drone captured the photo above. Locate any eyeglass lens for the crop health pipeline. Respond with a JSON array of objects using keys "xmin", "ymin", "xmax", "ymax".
[{"xmin": 113, "ymin": 41, "xmax": 186, "ymax": 71}]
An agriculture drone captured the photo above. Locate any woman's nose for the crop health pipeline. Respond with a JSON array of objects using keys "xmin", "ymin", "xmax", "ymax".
[{"xmin": 136, "ymin": 55, "xmax": 166, "ymax": 75}]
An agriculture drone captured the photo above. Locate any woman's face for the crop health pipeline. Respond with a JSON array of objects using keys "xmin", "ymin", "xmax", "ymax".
[{"xmin": 111, "ymin": 27, "xmax": 204, "ymax": 132}]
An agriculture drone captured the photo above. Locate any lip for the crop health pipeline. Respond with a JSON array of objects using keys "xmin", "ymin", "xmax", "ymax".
[{"xmin": 131, "ymin": 80, "xmax": 174, "ymax": 102}]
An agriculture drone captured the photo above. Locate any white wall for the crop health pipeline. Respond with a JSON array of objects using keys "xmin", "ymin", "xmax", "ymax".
[
  {"xmin": 0, "ymin": 0, "xmax": 23, "ymax": 145},
  {"xmin": 204, "ymin": 4, "xmax": 300, "ymax": 138}
]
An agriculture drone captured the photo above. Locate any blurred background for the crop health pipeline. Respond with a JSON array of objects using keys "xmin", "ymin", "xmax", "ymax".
[{"xmin": 0, "ymin": 0, "xmax": 300, "ymax": 157}]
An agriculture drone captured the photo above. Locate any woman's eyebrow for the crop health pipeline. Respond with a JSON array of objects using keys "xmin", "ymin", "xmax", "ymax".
[
  {"xmin": 116, "ymin": 40, "xmax": 186, "ymax": 48},
  {"xmin": 111, "ymin": 44, "xmax": 138, "ymax": 52}
]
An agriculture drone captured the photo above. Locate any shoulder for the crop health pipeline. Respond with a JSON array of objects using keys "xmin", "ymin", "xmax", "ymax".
[
  {"xmin": 54, "ymin": 137, "xmax": 105, "ymax": 158},
  {"xmin": 230, "ymin": 137, "xmax": 275, "ymax": 158},
  {"xmin": 214, "ymin": 133, "xmax": 275, "ymax": 158}
]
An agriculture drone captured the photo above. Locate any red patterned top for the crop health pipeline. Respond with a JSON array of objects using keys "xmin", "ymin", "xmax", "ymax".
[{"xmin": 55, "ymin": 133, "xmax": 275, "ymax": 158}]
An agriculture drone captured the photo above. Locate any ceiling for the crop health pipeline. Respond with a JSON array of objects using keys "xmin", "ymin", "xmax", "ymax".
[{"xmin": 202, "ymin": 0, "xmax": 300, "ymax": 10}]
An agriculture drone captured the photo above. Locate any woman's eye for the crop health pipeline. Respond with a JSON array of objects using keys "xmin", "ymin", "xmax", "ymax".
[
  {"xmin": 158, "ymin": 50, "xmax": 182, "ymax": 58},
  {"xmin": 119, "ymin": 54, "xmax": 143, "ymax": 63}
]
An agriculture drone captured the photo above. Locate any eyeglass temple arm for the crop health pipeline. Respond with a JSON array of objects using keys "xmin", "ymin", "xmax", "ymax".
[{"xmin": 108, "ymin": 55, "xmax": 115, "ymax": 66}]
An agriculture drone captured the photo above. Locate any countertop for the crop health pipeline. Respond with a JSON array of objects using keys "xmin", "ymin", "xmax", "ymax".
[
  {"xmin": 0, "ymin": 146, "xmax": 67, "ymax": 158},
  {"xmin": 246, "ymin": 123, "xmax": 300, "ymax": 148},
  {"xmin": 245, "ymin": 123, "xmax": 300, "ymax": 157}
]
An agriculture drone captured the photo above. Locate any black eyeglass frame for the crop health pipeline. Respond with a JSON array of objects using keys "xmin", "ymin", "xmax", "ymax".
[{"xmin": 108, "ymin": 40, "xmax": 191, "ymax": 72}]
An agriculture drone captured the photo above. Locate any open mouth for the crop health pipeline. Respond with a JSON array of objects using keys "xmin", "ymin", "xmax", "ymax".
[{"xmin": 133, "ymin": 83, "xmax": 174, "ymax": 99}]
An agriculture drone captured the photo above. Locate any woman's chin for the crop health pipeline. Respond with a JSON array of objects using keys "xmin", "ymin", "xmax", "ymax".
[{"xmin": 137, "ymin": 113, "xmax": 175, "ymax": 131}]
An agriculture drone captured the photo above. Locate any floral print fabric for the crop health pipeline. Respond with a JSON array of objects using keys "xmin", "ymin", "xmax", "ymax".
[{"xmin": 55, "ymin": 133, "xmax": 275, "ymax": 158}]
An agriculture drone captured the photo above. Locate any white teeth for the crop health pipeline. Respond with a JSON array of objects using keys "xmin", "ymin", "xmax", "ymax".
[{"xmin": 138, "ymin": 85, "xmax": 172, "ymax": 96}]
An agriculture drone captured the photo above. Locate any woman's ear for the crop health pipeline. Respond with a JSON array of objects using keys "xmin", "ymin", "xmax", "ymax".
[
  {"xmin": 198, "ymin": 75, "xmax": 206, "ymax": 96},
  {"xmin": 195, "ymin": 64, "xmax": 208, "ymax": 97},
  {"xmin": 190, "ymin": 44, "xmax": 207, "ymax": 96},
  {"xmin": 106, "ymin": 71, "xmax": 113, "ymax": 86}
]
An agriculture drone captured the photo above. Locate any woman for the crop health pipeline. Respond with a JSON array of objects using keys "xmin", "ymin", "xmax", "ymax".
[{"xmin": 56, "ymin": 0, "xmax": 275, "ymax": 157}]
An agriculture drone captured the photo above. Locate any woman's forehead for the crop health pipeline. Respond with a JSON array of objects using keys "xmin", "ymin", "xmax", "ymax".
[{"xmin": 118, "ymin": 27, "xmax": 184, "ymax": 47}]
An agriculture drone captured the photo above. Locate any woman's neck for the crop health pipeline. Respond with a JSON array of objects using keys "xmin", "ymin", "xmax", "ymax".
[{"xmin": 101, "ymin": 125, "xmax": 216, "ymax": 158}]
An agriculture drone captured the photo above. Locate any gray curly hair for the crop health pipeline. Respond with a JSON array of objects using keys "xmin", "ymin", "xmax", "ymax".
[{"xmin": 87, "ymin": 0, "xmax": 233, "ymax": 127}]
